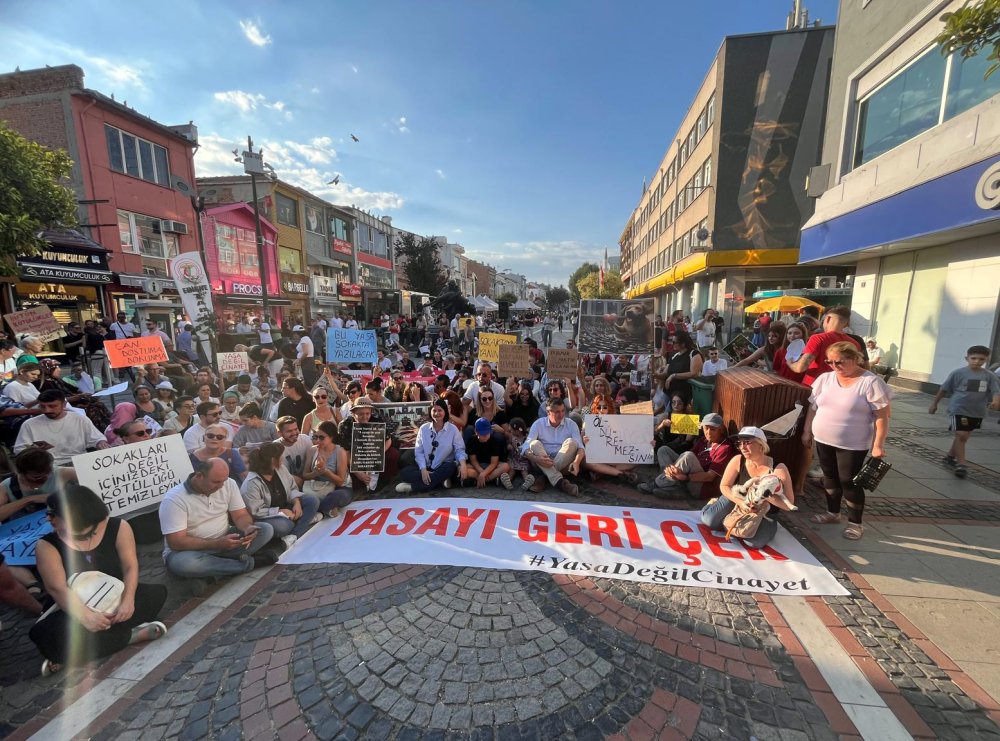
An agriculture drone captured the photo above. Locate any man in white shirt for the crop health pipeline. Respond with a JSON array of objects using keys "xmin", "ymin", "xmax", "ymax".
[
  {"xmin": 275, "ymin": 415, "xmax": 312, "ymax": 487},
  {"xmin": 159, "ymin": 458, "xmax": 275, "ymax": 578},
  {"xmin": 330, "ymin": 314, "xmax": 344, "ymax": 329},
  {"xmin": 108, "ymin": 312, "xmax": 137, "ymax": 341},
  {"xmin": 257, "ymin": 319, "xmax": 273, "ymax": 345},
  {"xmin": 292, "ymin": 326, "xmax": 317, "ymax": 387},
  {"xmin": 140, "ymin": 320, "xmax": 174, "ymax": 350},
  {"xmin": 450, "ymin": 314, "xmax": 459, "ymax": 340},
  {"xmin": 315, "ymin": 313, "xmax": 328, "ymax": 331},
  {"xmin": 14, "ymin": 390, "xmax": 109, "ymax": 465},
  {"xmin": 695, "ymin": 309, "xmax": 717, "ymax": 350},
  {"xmin": 2, "ymin": 363, "xmax": 42, "ymax": 407},
  {"xmin": 183, "ymin": 402, "xmax": 234, "ymax": 452},
  {"xmin": 345, "ymin": 316, "xmax": 359, "ymax": 330},
  {"xmin": 701, "ymin": 348, "xmax": 729, "ymax": 376},
  {"xmin": 235, "ymin": 316, "xmax": 253, "ymax": 334},
  {"xmin": 521, "ymin": 399, "xmax": 584, "ymax": 496},
  {"xmin": 463, "ymin": 364, "xmax": 507, "ymax": 410}
]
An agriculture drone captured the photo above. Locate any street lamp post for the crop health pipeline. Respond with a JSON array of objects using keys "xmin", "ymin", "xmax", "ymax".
[{"xmin": 239, "ymin": 136, "xmax": 276, "ymax": 318}]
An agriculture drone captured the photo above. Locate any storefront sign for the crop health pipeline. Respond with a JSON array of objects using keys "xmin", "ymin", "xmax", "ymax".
[
  {"xmin": 4, "ymin": 305, "xmax": 66, "ymax": 343},
  {"xmin": 15, "ymin": 282, "xmax": 99, "ymax": 303},
  {"xmin": 230, "ymin": 282, "xmax": 263, "ymax": 296},
  {"xmin": 313, "ymin": 276, "xmax": 338, "ymax": 299},
  {"xmin": 20, "ymin": 264, "xmax": 113, "ymax": 283},
  {"xmin": 333, "ymin": 238, "xmax": 353, "ymax": 255},
  {"xmin": 279, "ymin": 497, "xmax": 850, "ymax": 596},
  {"xmin": 359, "ymin": 264, "xmax": 394, "ymax": 290},
  {"xmin": 282, "ymin": 279, "xmax": 310, "ymax": 294},
  {"xmin": 339, "ymin": 283, "xmax": 362, "ymax": 298}
]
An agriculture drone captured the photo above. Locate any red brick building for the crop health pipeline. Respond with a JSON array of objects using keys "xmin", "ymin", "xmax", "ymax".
[{"xmin": 0, "ymin": 65, "xmax": 200, "ymax": 334}]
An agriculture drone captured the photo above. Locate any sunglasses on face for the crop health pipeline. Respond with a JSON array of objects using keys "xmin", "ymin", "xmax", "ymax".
[
  {"xmin": 737, "ymin": 439, "xmax": 758, "ymax": 447},
  {"xmin": 480, "ymin": 395, "xmax": 494, "ymax": 402},
  {"xmin": 825, "ymin": 359, "xmax": 849, "ymax": 367},
  {"xmin": 314, "ymin": 394, "xmax": 328, "ymax": 400},
  {"xmin": 312, "ymin": 433, "xmax": 327, "ymax": 440},
  {"xmin": 129, "ymin": 428, "xmax": 152, "ymax": 437},
  {"xmin": 205, "ymin": 433, "xmax": 227, "ymax": 440}
]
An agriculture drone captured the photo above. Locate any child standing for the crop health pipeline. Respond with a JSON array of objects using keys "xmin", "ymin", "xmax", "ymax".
[{"xmin": 929, "ymin": 345, "xmax": 1000, "ymax": 478}]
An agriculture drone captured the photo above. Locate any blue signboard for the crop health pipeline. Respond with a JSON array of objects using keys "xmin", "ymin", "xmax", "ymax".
[
  {"xmin": 0, "ymin": 510, "xmax": 52, "ymax": 566},
  {"xmin": 326, "ymin": 328, "xmax": 378, "ymax": 364}
]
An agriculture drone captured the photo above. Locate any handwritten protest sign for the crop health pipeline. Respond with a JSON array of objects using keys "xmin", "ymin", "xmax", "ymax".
[
  {"xmin": 0, "ymin": 511, "xmax": 52, "ymax": 566},
  {"xmin": 671, "ymin": 413, "xmax": 701, "ymax": 435},
  {"xmin": 327, "ymin": 328, "xmax": 377, "ymax": 364},
  {"xmin": 620, "ymin": 400, "xmax": 654, "ymax": 415},
  {"xmin": 104, "ymin": 336, "xmax": 168, "ymax": 368},
  {"xmin": 546, "ymin": 349, "xmax": 579, "ymax": 380},
  {"xmin": 583, "ymin": 414, "xmax": 654, "ymax": 465},
  {"xmin": 350, "ymin": 423, "xmax": 386, "ymax": 473},
  {"xmin": 478, "ymin": 333, "xmax": 517, "ymax": 364},
  {"xmin": 499, "ymin": 343, "xmax": 532, "ymax": 378},
  {"xmin": 72, "ymin": 435, "xmax": 193, "ymax": 517},
  {"xmin": 374, "ymin": 401, "xmax": 430, "ymax": 449},
  {"xmin": 218, "ymin": 352, "xmax": 250, "ymax": 374},
  {"xmin": 3, "ymin": 305, "xmax": 65, "ymax": 344}
]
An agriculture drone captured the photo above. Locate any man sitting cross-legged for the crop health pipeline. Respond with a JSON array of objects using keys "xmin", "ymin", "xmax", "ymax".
[{"xmin": 521, "ymin": 398, "xmax": 585, "ymax": 497}]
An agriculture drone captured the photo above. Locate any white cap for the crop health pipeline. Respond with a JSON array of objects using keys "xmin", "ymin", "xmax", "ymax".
[
  {"xmin": 736, "ymin": 426, "xmax": 767, "ymax": 443},
  {"xmin": 292, "ymin": 325, "xmax": 305, "ymax": 331}
]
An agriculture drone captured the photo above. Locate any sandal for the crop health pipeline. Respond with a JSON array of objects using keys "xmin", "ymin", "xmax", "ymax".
[
  {"xmin": 130, "ymin": 621, "xmax": 168, "ymax": 645},
  {"xmin": 25, "ymin": 581, "xmax": 44, "ymax": 599},
  {"xmin": 810, "ymin": 512, "xmax": 842, "ymax": 525},
  {"xmin": 843, "ymin": 524, "xmax": 864, "ymax": 541}
]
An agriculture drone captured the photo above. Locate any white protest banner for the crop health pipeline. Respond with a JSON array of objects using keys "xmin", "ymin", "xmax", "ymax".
[
  {"xmin": 0, "ymin": 511, "xmax": 52, "ymax": 566},
  {"xmin": 3, "ymin": 305, "xmax": 65, "ymax": 344},
  {"xmin": 327, "ymin": 328, "xmax": 378, "ymax": 364},
  {"xmin": 218, "ymin": 352, "xmax": 250, "ymax": 374},
  {"xmin": 280, "ymin": 497, "xmax": 849, "ymax": 597},
  {"xmin": 583, "ymin": 414, "xmax": 654, "ymax": 465},
  {"xmin": 478, "ymin": 333, "xmax": 517, "ymax": 364},
  {"xmin": 72, "ymin": 435, "xmax": 194, "ymax": 517}
]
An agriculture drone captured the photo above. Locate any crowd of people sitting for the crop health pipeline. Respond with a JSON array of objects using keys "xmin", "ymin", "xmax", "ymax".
[{"xmin": 0, "ymin": 302, "xmax": 914, "ymax": 680}]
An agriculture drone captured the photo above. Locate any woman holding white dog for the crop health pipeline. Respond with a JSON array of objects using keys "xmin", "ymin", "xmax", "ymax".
[{"xmin": 701, "ymin": 426, "xmax": 796, "ymax": 549}]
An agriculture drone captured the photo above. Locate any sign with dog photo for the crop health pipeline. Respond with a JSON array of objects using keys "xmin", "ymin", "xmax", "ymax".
[{"xmin": 576, "ymin": 299, "xmax": 655, "ymax": 355}]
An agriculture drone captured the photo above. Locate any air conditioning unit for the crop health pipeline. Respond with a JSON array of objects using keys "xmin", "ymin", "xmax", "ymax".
[
  {"xmin": 815, "ymin": 275, "xmax": 837, "ymax": 289},
  {"xmin": 162, "ymin": 220, "xmax": 189, "ymax": 235}
]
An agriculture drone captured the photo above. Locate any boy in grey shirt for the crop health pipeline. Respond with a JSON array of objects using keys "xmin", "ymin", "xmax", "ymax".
[{"xmin": 929, "ymin": 344, "xmax": 1000, "ymax": 478}]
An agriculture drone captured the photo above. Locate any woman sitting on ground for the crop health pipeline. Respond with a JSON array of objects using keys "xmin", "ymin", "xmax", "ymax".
[
  {"xmin": 241, "ymin": 442, "xmax": 321, "ymax": 548},
  {"xmin": 153, "ymin": 381, "xmax": 176, "ymax": 414},
  {"xmin": 396, "ymin": 399, "xmax": 472, "ymax": 494},
  {"xmin": 654, "ymin": 391, "xmax": 697, "ymax": 455},
  {"xmin": 581, "ymin": 394, "xmax": 638, "ymax": 484},
  {"xmin": 134, "ymin": 385, "xmax": 167, "ymax": 425},
  {"xmin": 301, "ymin": 421, "xmax": 353, "ymax": 516},
  {"xmin": 30, "ymin": 485, "xmax": 168, "ymax": 677},
  {"xmin": 162, "ymin": 395, "xmax": 196, "ymax": 435},
  {"xmin": 190, "ymin": 424, "xmax": 246, "ymax": 483},
  {"xmin": 403, "ymin": 381, "xmax": 431, "ymax": 402},
  {"xmin": 701, "ymin": 426, "xmax": 796, "ymax": 549},
  {"xmin": 734, "ymin": 321, "xmax": 787, "ymax": 372},
  {"xmin": 104, "ymin": 402, "xmax": 138, "ymax": 446},
  {"xmin": 466, "ymin": 385, "xmax": 508, "ymax": 442},
  {"xmin": 275, "ymin": 377, "xmax": 315, "ymax": 428},
  {"xmin": 505, "ymin": 380, "xmax": 539, "ymax": 422},
  {"xmin": 301, "ymin": 385, "xmax": 339, "ymax": 435}
]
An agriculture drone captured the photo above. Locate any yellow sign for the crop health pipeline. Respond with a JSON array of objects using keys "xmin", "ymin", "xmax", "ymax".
[
  {"xmin": 670, "ymin": 413, "xmax": 701, "ymax": 435},
  {"xmin": 478, "ymin": 332, "xmax": 517, "ymax": 364},
  {"xmin": 16, "ymin": 282, "xmax": 98, "ymax": 303}
]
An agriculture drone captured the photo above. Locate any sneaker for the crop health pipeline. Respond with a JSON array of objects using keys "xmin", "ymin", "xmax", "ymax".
[
  {"xmin": 954, "ymin": 464, "xmax": 968, "ymax": 479},
  {"xmin": 281, "ymin": 535, "xmax": 298, "ymax": 550},
  {"xmin": 396, "ymin": 482, "xmax": 413, "ymax": 494},
  {"xmin": 530, "ymin": 478, "xmax": 547, "ymax": 493},
  {"xmin": 521, "ymin": 474, "xmax": 535, "ymax": 491},
  {"xmin": 443, "ymin": 478, "xmax": 453, "ymax": 489},
  {"xmin": 557, "ymin": 478, "xmax": 579, "ymax": 497},
  {"xmin": 500, "ymin": 472, "xmax": 514, "ymax": 490},
  {"xmin": 368, "ymin": 473, "xmax": 379, "ymax": 491},
  {"xmin": 310, "ymin": 513, "xmax": 324, "ymax": 525},
  {"xmin": 637, "ymin": 482, "xmax": 656, "ymax": 495},
  {"xmin": 943, "ymin": 455, "xmax": 957, "ymax": 467}
]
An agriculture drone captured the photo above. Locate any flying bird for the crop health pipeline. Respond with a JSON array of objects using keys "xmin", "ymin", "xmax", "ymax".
[
  {"xmin": 351, "ymin": 134, "xmax": 360, "ymax": 142},
  {"xmin": 327, "ymin": 175, "xmax": 340, "ymax": 185}
]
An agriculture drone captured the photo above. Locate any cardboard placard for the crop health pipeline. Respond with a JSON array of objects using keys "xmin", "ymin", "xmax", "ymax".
[
  {"xmin": 0, "ymin": 510, "xmax": 52, "ymax": 566},
  {"xmin": 478, "ymin": 332, "xmax": 518, "ymax": 364},
  {"xmin": 546, "ymin": 349, "xmax": 579, "ymax": 380},
  {"xmin": 218, "ymin": 351, "xmax": 250, "ymax": 374},
  {"xmin": 326, "ymin": 328, "xmax": 378, "ymax": 364},
  {"xmin": 350, "ymin": 422, "xmax": 386, "ymax": 473},
  {"xmin": 620, "ymin": 400, "xmax": 654, "ymax": 415},
  {"xmin": 374, "ymin": 402, "xmax": 431, "ymax": 449},
  {"xmin": 72, "ymin": 435, "xmax": 194, "ymax": 517},
  {"xmin": 670, "ymin": 413, "xmax": 701, "ymax": 435},
  {"xmin": 104, "ymin": 336, "xmax": 169, "ymax": 368},
  {"xmin": 458, "ymin": 317, "xmax": 475, "ymax": 330},
  {"xmin": 498, "ymin": 343, "xmax": 532, "ymax": 378},
  {"xmin": 583, "ymin": 414, "xmax": 654, "ymax": 465},
  {"xmin": 3, "ymin": 305, "xmax": 66, "ymax": 344}
]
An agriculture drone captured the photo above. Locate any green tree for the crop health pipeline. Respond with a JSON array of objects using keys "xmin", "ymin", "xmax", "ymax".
[
  {"xmin": 937, "ymin": 0, "xmax": 1000, "ymax": 77},
  {"xmin": 394, "ymin": 233, "xmax": 448, "ymax": 295},
  {"xmin": 567, "ymin": 262, "xmax": 599, "ymax": 303},
  {"xmin": 0, "ymin": 121, "xmax": 77, "ymax": 275},
  {"xmin": 545, "ymin": 285, "xmax": 570, "ymax": 310},
  {"xmin": 576, "ymin": 270, "xmax": 623, "ymax": 299},
  {"xmin": 496, "ymin": 291, "xmax": 519, "ymax": 305}
]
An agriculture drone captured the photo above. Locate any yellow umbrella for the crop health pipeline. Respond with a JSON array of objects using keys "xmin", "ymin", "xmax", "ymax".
[{"xmin": 744, "ymin": 296, "xmax": 824, "ymax": 314}]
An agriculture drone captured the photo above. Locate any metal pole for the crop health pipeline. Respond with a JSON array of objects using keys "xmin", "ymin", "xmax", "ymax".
[{"xmin": 250, "ymin": 168, "xmax": 271, "ymax": 319}]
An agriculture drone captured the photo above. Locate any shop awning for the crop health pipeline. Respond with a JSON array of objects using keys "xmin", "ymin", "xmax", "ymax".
[{"xmin": 626, "ymin": 248, "xmax": 801, "ymax": 299}]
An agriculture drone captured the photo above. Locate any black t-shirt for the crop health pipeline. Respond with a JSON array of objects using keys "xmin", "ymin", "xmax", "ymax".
[
  {"xmin": 507, "ymin": 399, "xmax": 538, "ymax": 424},
  {"xmin": 276, "ymin": 395, "xmax": 316, "ymax": 427},
  {"xmin": 611, "ymin": 362, "xmax": 634, "ymax": 385},
  {"xmin": 468, "ymin": 410, "xmax": 507, "ymax": 431},
  {"xmin": 467, "ymin": 432, "xmax": 507, "ymax": 463}
]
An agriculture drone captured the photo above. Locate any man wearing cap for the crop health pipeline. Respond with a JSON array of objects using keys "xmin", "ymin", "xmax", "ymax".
[
  {"xmin": 227, "ymin": 374, "xmax": 263, "ymax": 406},
  {"xmin": 339, "ymin": 398, "xmax": 398, "ymax": 491},
  {"xmin": 464, "ymin": 417, "xmax": 514, "ymax": 489},
  {"xmin": 639, "ymin": 413, "xmax": 736, "ymax": 500},
  {"xmin": 292, "ymin": 326, "xmax": 317, "ymax": 388},
  {"xmin": 521, "ymin": 398, "xmax": 585, "ymax": 496}
]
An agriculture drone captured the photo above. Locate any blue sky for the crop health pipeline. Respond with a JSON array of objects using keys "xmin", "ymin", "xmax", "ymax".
[{"xmin": 2, "ymin": 0, "xmax": 838, "ymax": 286}]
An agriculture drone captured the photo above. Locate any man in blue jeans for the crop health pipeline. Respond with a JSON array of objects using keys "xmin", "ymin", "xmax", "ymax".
[{"xmin": 159, "ymin": 458, "xmax": 276, "ymax": 578}]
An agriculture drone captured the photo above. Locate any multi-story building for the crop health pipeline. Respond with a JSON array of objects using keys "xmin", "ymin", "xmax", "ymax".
[
  {"xmin": 800, "ymin": 0, "xmax": 1000, "ymax": 387},
  {"xmin": 0, "ymin": 65, "xmax": 200, "ymax": 332},
  {"xmin": 465, "ymin": 259, "xmax": 493, "ymax": 299},
  {"xmin": 620, "ymin": 26, "xmax": 837, "ymax": 332},
  {"xmin": 496, "ymin": 271, "xmax": 526, "ymax": 300}
]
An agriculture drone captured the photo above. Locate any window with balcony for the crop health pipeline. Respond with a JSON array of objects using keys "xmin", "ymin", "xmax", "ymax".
[{"xmin": 105, "ymin": 124, "xmax": 170, "ymax": 186}]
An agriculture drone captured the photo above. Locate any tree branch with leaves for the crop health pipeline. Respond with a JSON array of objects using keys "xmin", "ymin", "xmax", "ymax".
[
  {"xmin": 394, "ymin": 234, "xmax": 448, "ymax": 296},
  {"xmin": 937, "ymin": 0, "xmax": 1000, "ymax": 78}
]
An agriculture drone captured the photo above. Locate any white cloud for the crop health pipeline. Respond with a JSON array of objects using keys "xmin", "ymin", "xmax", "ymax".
[
  {"xmin": 213, "ymin": 90, "xmax": 289, "ymax": 118},
  {"xmin": 452, "ymin": 228, "xmax": 463, "ymax": 234},
  {"xmin": 350, "ymin": 64, "xmax": 359, "ymax": 74},
  {"xmin": 397, "ymin": 116, "xmax": 410, "ymax": 134},
  {"xmin": 310, "ymin": 87, "xmax": 320, "ymax": 94},
  {"xmin": 239, "ymin": 19, "xmax": 272, "ymax": 47},
  {"xmin": 466, "ymin": 240, "xmax": 606, "ymax": 286},
  {"xmin": 195, "ymin": 132, "xmax": 404, "ymax": 212},
  {"xmin": 2, "ymin": 34, "xmax": 149, "ymax": 95},
  {"xmin": 435, "ymin": 169, "xmax": 446, "ymax": 179}
]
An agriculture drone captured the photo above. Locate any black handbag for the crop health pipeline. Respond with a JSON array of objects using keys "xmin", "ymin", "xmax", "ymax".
[{"xmin": 853, "ymin": 456, "xmax": 891, "ymax": 491}]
